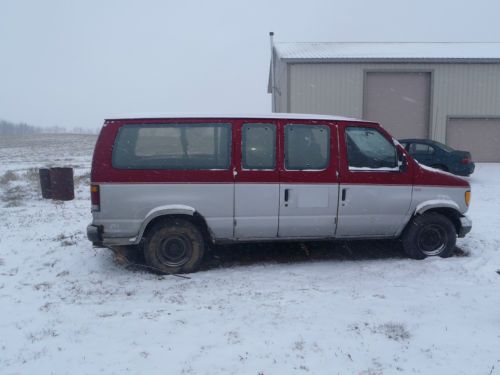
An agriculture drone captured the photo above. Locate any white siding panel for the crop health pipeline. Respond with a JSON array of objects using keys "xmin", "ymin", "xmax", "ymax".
[{"xmin": 289, "ymin": 64, "xmax": 363, "ymax": 118}]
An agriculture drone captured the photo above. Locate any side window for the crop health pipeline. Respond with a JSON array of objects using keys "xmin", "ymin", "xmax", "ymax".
[
  {"xmin": 410, "ymin": 143, "xmax": 434, "ymax": 155},
  {"xmin": 112, "ymin": 123, "xmax": 231, "ymax": 170},
  {"xmin": 242, "ymin": 123, "xmax": 276, "ymax": 170},
  {"xmin": 285, "ymin": 124, "xmax": 330, "ymax": 170},
  {"xmin": 345, "ymin": 127, "xmax": 398, "ymax": 170}
]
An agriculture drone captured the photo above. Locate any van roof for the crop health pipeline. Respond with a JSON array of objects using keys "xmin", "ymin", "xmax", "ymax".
[{"xmin": 105, "ymin": 113, "xmax": 366, "ymax": 122}]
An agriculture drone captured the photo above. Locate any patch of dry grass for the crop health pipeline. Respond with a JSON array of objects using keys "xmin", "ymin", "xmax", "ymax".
[
  {"xmin": 74, "ymin": 171, "xmax": 90, "ymax": 187},
  {"xmin": 0, "ymin": 170, "xmax": 18, "ymax": 185},
  {"xmin": 1, "ymin": 185, "xmax": 29, "ymax": 207},
  {"xmin": 54, "ymin": 233, "xmax": 78, "ymax": 247},
  {"xmin": 24, "ymin": 168, "xmax": 39, "ymax": 182},
  {"xmin": 24, "ymin": 168, "xmax": 41, "ymax": 194},
  {"xmin": 376, "ymin": 322, "xmax": 411, "ymax": 341}
]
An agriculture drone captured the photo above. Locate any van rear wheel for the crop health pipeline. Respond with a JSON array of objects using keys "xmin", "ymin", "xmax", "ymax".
[
  {"xmin": 402, "ymin": 212, "xmax": 456, "ymax": 259},
  {"xmin": 144, "ymin": 218, "xmax": 205, "ymax": 274}
]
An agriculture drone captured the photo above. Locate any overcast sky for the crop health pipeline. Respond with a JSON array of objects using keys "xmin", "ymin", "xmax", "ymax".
[{"xmin": 1, "ymin": 0, "xmax": 499, "ymax": 130}]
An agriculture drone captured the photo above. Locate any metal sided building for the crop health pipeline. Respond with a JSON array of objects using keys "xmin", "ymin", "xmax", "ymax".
[{"xmin": 268, "ymin": 41, "xmax": 500, "ymax": 161}]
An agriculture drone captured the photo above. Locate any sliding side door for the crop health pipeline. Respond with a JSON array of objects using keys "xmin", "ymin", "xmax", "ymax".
[{"xmin": 278, "ymin": 121, "xmax": 339, "ymax": 238}]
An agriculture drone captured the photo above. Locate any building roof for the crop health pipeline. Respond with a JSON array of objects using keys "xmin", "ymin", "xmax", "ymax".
[
  {"xmin": 106, "ymin": 113, "xmax": 364, "ymax": 122},
  {"xmin": 274, "ymin": 42, "xmax": 500, "ymax": 62}
]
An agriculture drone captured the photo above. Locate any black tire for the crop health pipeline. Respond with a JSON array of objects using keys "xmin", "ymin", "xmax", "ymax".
[
  {"xmin": 402, "ymin": 212, "xmax": 456, "ymax": 260},
  {"xmin": 144, "ymin": 218, "xmax": 205, "ymax": 274}
]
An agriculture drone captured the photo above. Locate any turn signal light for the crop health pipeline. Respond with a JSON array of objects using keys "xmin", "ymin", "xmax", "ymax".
[
  {"xmin": 91, "ymin": 184, "xmax": 100, "ymax": 212},
  {"xmin": 465, "ymin": 191, "xmax": 471, "ymax": 207}
]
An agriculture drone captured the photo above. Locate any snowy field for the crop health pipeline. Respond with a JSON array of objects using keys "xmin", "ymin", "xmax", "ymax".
[{"xmin": 0, "ymin": 134, "xmax": 499, "ymax": 375}]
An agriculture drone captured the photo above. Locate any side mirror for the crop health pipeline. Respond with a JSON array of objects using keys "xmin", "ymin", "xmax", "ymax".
[{"xmin": 398, "ymin": 149, "xmax": 408, "ymax": 172}]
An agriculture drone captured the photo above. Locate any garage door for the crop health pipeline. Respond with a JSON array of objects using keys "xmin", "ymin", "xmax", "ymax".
[
  {"xmin": 364, "ymin": 72, "xmax": 431, "ymax": 139},
  {"xmin": 447, "ymin": 118, "xmax": 500, "ymax": 162}
]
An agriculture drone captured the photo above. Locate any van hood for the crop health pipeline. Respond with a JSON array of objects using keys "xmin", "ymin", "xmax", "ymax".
[{"xmin": 413, "ymin": 160, "xmax": 470, "ymax": 188}]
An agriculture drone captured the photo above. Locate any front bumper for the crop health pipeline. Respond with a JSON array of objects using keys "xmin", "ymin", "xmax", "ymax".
[
  {"xmin": 458, "ymin": 215, "xmax": 472, "ymax": 238},
  {"xmin": 87, "ymin": 224, "xmax": 104, "ymax": 246}
]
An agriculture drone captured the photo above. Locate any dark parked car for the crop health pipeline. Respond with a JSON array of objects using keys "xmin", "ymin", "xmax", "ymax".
[{"xmin": 399, "ymin": 139, "xmax": 475, "ymax": 176}]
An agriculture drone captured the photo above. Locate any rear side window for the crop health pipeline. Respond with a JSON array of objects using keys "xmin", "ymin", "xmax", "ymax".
[
  {"xmin": 112, "ymin": 123, "xmax": 231, "ymax": 170},
  {"xmin": 345, "ymin": 127, "xmax": 397, "ymax": 169},
  {"xmin": 242, "ymin": 123, "xmax": 276, "ymax": 170},
  {"xmin": 409, "ymin": 143, "xmax": 435, "ymax": 155},
  {"xmin": 285, "ymin": 124, "xmax": 330, "ymax": 170}
]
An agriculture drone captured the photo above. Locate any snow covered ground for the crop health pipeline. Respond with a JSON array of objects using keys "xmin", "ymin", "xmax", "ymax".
[{"xmin": 0, "ymin": 134, "xmax": 499, "ymax": 375}]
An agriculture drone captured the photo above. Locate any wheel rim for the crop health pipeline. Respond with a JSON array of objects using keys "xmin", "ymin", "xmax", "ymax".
[
  {"xmin": 158, "ymin": 235, "xmax": 192, "ymax": 267},
  {"xmin": 417, "ymin": 224, "xmax": 447, "ymax": 256}
]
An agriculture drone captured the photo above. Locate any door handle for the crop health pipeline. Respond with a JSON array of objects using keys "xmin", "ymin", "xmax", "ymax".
[
  {"xmin": 341, "ymin": 188, "xmax": 347, "ymax": 201},
  {"xmin": 284, "ymin": 189, "xmax": 290, "ymax": 202}
]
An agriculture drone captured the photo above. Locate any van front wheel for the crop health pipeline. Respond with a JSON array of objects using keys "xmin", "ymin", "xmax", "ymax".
[
  {"xmin": 144, "ymin": 218, "xmax": 205, "ymax": 274},
  {"xmin": 402, "ymin": 212, "xmax": 456, "ymax": 259}
]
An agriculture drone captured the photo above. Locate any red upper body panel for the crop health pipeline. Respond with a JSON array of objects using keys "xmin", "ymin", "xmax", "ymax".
[
  {"xmin": 412, "ymin": 161, "xmax": 469, "ymax": 187},
  {"xmin": 90, "ymin": 117, "xmax": 470, "ymax": 189}
]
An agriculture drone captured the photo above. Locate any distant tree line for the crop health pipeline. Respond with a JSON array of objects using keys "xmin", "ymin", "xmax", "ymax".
[
  {"xmin": 0, "ymin": 119, "xmax": 98, "ymax": 135},
  {"xmin": 0, "ymin": 119, "xmax": 42, "ymax": 135}
]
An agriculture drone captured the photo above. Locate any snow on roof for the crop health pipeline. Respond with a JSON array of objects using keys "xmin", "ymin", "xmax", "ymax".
[
  {"xmin": 107, "ymin": 113, "xmax": 364, "ymax": 122},
  {"xmin": 274, "ymin": 42, "xmax": 500, "ymax": 61}
]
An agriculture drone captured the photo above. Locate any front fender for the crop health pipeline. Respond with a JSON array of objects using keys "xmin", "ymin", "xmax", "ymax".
[{"xmin": 414, "ymin": 199, "xmax": 460, "ymax": 215}]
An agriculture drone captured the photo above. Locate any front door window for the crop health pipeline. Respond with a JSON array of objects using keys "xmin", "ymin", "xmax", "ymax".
[{"xmin": 345, "ymin": 127, "xmax": 398, "ymax": 170}]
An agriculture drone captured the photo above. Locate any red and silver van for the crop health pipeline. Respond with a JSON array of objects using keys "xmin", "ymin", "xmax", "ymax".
[{"xmin": 87, "ymin": 114, "xmax": 472, "ymax": 273}]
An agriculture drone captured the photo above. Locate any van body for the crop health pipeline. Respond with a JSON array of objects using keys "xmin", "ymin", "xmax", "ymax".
[{"xmin": 87, "ymin": 114, "xmax": 471, "ymax": 273}]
